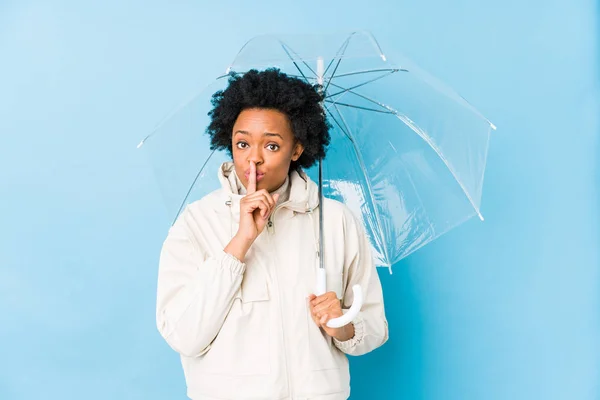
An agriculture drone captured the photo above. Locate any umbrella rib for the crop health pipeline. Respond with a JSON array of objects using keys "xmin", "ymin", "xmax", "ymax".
[
  {"xmin": 324, "ymin": 100, "xmax": 394, "ymax": 114},
  {"xmin": 278, "ymin": 41, "xmax": 316, "ymax": 83},
  {"xmin": 327, "ymin": 81, "xmax": 398, "ymax": 114},
  {"xmin": 323, "ymin": 34, "xmax": 352, "ymax": 78},
  {"xmin": 284, "ymin": 68, "xmax": 405, "ymax": 84},
  {"xmin": 323, "ymin": 57, "xmax": 343, "ymax": 95},
  {"xmin": 326, "ymin": 70, "xmax": 397, "ymax": 99},
  {"xmin": 323, "ymin": 107, "xmax": 353, "ymax": 142},
  {"xmin": 138, "ymin": 76, "xmax": 232, "ymax": 147},
  {"xmin": 322, "ymin": 36, "xmax": 352, "ymax": 94},
  {"xmin": 329, "ymin": 79, "xmax": 484, "ymax": 219},
  {"xmin": 331, "ymin": 68, "xmax": 407, "ymax": 79},
  {"xmin": 394, "ymin": 114, "xmax": 484, "ymax": 219},
  {"xmin": 174, "ymin": 149, "xmax": 218, "ymax": 225},
  {"xmin": 396, "ymin": 156, "xmax": 437, "ymax": 239},
  {"xmin": 330, "ymin": 102, "xmax": 391, "ymax": 264}
]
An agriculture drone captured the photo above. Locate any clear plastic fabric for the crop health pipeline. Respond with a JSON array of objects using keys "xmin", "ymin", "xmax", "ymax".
[{"xmin": 138, "ymin": 31, "xmax": 495, "ymax": 269}]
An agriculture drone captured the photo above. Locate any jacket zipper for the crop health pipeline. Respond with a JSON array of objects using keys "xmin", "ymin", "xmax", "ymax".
[
  {"xmin": 266, "ymin": 201, "xmax": 293, "ymax": 234},
  {"xmin": 267, "ymin": 219, "xmax": 274, "ymax": 234},
  {"xmin": 266, "ymin": 205, "xmax": 295, "ymax": 398}
]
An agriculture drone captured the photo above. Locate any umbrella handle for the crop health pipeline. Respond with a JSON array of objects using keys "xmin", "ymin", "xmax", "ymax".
[{"xmin": 316, "ymin": 269, "xmax": 364, "ymax": 329}]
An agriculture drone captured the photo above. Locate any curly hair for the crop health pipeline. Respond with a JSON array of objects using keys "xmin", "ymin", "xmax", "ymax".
[{"xmin": 206, "ymin": 68, "xmax": 331, "ymax": 171}]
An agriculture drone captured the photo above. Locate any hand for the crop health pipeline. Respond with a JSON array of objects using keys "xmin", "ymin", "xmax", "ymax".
[
  {"xmin": 236, "ymin": 161, "xmax": 280, "ymax": 242},
  {"xmin": 308, "ymin": 292, "xmax": 355, "ymax": 342}
]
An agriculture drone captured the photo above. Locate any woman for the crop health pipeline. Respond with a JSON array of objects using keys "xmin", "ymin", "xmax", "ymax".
[{"xmin": 156, "ymin": 69, "xmax": 388, "ymax": 400}]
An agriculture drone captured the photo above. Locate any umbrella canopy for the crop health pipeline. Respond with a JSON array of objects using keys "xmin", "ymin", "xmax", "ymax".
[{"xmin": 138, "ymin": 31, "xmax": 495, "ymax": 271}]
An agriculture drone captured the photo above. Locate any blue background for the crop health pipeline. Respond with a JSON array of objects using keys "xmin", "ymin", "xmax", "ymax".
[{"xmin": 1, "ymin": 1, "xmax": 598, "ymax": 399}]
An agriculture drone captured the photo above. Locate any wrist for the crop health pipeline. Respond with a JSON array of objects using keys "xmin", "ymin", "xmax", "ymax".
[
  {"xmin": 334, "ymin": 323, "xmax": 355, "ymax": 342},
  {"xmin": 233, "ymin": 232, "xmax": 256, "ymax": 247},
  {"xmin": 225, "ymin": 234, "xmax": 254, "ymax": 262}
]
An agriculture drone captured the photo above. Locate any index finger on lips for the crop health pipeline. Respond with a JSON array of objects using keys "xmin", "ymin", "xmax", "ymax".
[{"xmin": 247, "ymin": 161, "xmax": 257, "ymax": 194}]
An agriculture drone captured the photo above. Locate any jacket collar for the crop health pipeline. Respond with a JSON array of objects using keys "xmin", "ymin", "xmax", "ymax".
[{"xmin": 217, "ymin": 161, "xmax": 319, "ymax": 219}]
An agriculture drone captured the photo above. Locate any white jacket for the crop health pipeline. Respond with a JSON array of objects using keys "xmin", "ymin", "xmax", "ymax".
[{"xmin": 156, "ymin": 162, "xmax": 388, "ymax": 400}]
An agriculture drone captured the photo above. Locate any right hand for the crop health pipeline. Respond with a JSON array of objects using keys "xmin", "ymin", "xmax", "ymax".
[{"xmin": 237, "ymin": 161, "xmax": 280, "ymax": 242}]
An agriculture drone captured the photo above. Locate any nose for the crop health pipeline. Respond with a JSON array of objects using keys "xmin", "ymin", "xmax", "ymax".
[{"xmin": 248, "ymin": 147, "xmax": 263, "ymax": 166}]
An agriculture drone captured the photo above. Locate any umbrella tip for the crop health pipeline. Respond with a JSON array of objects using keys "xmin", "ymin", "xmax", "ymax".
[
  {"xmin": 490, "ymin": 122, "xmax": 497, "ymax": 131},
  {"xmin": 317, "ymin": 57, "xmax": 324, "ymax": 86},
  {"xmin": 381, "ymin": 54, "xmax": 387, "ymax": 62},
  {"xmin": 478, "ymin": 211, "xmax": 484, "ymax": 221},
  {"xmin": 137, "ymin": 135, "xmax": 149, "ymax": 149}
]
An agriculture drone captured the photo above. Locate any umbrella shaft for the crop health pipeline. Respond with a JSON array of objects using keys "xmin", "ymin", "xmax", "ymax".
[
  {"xmin": 318, "ymin": 158, "xmax": 324, "ymax": 270},
  {"xmin": 317, "ymin": 56, "xmax": 325, "ymax": 271}
]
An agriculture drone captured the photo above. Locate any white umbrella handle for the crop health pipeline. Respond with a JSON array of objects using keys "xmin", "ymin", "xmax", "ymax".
[{"xmin": 316, "ymin": 268, "xmax": 363, "ymax": 329}]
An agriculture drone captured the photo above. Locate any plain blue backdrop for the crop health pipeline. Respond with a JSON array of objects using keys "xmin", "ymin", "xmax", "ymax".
[{"xmin": 1, "ymin": 1, "xmax": 598, "ymax": 399}]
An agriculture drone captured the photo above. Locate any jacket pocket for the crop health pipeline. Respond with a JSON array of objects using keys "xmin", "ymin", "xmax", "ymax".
[
  {"xmin": 307, "ymin": 272, "xmax": 345, "ymax": 371},
  {"xmin": 195, "ymin": 267, "xmax": 271, "ymax": 376}
]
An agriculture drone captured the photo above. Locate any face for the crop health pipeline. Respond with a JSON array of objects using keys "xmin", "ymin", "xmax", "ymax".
[{"xmin": 232, "ymin": 108, "xmax": 304, "ymax": 193}]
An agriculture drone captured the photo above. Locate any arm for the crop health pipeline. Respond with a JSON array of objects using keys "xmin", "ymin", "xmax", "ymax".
[
  {"xmin": 155, "ymin": 209, "xmax": 249, "ymax": 358},
  {"xmin": 157, "ymin": 163, "xmax": 279, "ymax": 358},
  {"xmin": 333, "ymin": 210, "xmax": 389, "ymax": 356}
]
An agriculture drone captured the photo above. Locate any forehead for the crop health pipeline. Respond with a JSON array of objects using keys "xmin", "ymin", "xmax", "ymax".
[{"xmin": 233, "ymin": 108, "xmax": 293, "ymax": 138}]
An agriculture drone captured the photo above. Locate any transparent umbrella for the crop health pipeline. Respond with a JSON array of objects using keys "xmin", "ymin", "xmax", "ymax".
[{"xmin": 138, "ymin": 31, "xmax": 495, "ymax": 328}]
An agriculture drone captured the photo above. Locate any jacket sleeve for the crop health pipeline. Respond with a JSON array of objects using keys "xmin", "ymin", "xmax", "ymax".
[
  {"xmin": 155, "ymin": 208, "xmax": 245, "ymax": 358},
  {"xmin": 333, "ymin": 209, "xmax": 389, "ymax": 356}
]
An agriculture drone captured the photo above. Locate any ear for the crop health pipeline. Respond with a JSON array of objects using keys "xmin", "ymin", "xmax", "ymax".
[{"xmin": 291, "ymin": 142, "xmax": 304, "ymax": 161}]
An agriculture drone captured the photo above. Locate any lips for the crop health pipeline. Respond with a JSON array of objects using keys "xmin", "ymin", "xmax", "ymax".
[{"xmin": 244, "ymin": 171, "xmax": 265, "ymax": 181}]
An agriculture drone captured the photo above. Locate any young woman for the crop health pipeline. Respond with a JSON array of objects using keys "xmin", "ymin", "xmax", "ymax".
[{"xmin": 156, "ymin": 68, "xmax": 388, "ymax": 400}]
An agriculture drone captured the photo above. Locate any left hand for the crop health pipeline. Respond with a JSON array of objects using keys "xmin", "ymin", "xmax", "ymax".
[{"xmin": 308, "ymin": 292, "xmax": 355, "ymax": 342}]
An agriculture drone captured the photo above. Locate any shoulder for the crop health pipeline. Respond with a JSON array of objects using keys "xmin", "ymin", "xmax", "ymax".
[
  {"xmin": 186, "ymin": 189, "xmax": 225, "ymax": 214},
  {"xmin": 162, "ymin": 188, "xmax": 226, "ymax": 254},
  {"xmin": 322, "ymin": 197, "xmax": 364, "ymax": 234},
  {"xmin": 169, "ymin": 188, "xmax": 225, "ymax": 232},
  {"xmin": 322, "ymin": 197, "xmax": 350, "ymax": 217}
]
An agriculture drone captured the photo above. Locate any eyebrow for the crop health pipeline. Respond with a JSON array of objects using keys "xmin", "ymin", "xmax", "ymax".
[{"xmin": 234, "ymin": 130, "xmax": 284, "ymax": 140}]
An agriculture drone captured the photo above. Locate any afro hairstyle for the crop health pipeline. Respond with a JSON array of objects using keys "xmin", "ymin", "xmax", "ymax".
[{"xmin": 206, "ymin": 68, "xmax": 331, "ymax": 172}]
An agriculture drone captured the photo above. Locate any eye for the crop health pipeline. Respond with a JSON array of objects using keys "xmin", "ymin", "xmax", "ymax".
[
  {"xmin": 266, "ymin": 143, "xmax": 280, "ymax": 151},
  {"xmin": 236, "ymin": 141, "xmax": 248, "ymax": 149}
]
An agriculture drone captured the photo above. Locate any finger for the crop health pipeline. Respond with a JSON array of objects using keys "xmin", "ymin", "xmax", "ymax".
[
  {"xmin": 259, "ymin": 193, "xmax": 278, "ymax": 218},
  {"xmin": 310, "ymin": 293, "xmax": 330, "ymax": 306},
  {"xmin": 258, "ymin": 189, "xmax": 276, "ymax": 210},
  {"xmin": 247, "ymin": 161, "xmax": 257, "ymax": 194},
  {"xmin": 311, "ymin": 313, "xmax": 321, "ymax": 327},
  {"xmin": 310, "ymin": 292, "xmax": 337, "ymax": 307},
  {"xmin": 314, "ymin": 298, "xmax": 341, "ymax": 315},
  {"xmin": 255, "ymin": 199, "xmax": 271, "ymax": 219},
  {"xmin": 307, "ymin": 296, "xmax": 322, "ymax": 326},
  {"xmin": 313, "ymin": 300, "xmax": 340, "ymax": 318},
  {"xmin": 241, "ymin": 198, "xmax": 265, "ymax": 213},
  {"xmin": 243, "ymin": 199, "xmax": 271, "ymax": 218},
  {"xmin": 257, "ymin": 190, "xmax": 276, "ymax": 211},
  {"xmin": 245, "ymin": 191, "xmax": 275, "ymax": 212},
  {"xmin": 319, "ymin": 314, "xmax": 329, "ymax": 325}
]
